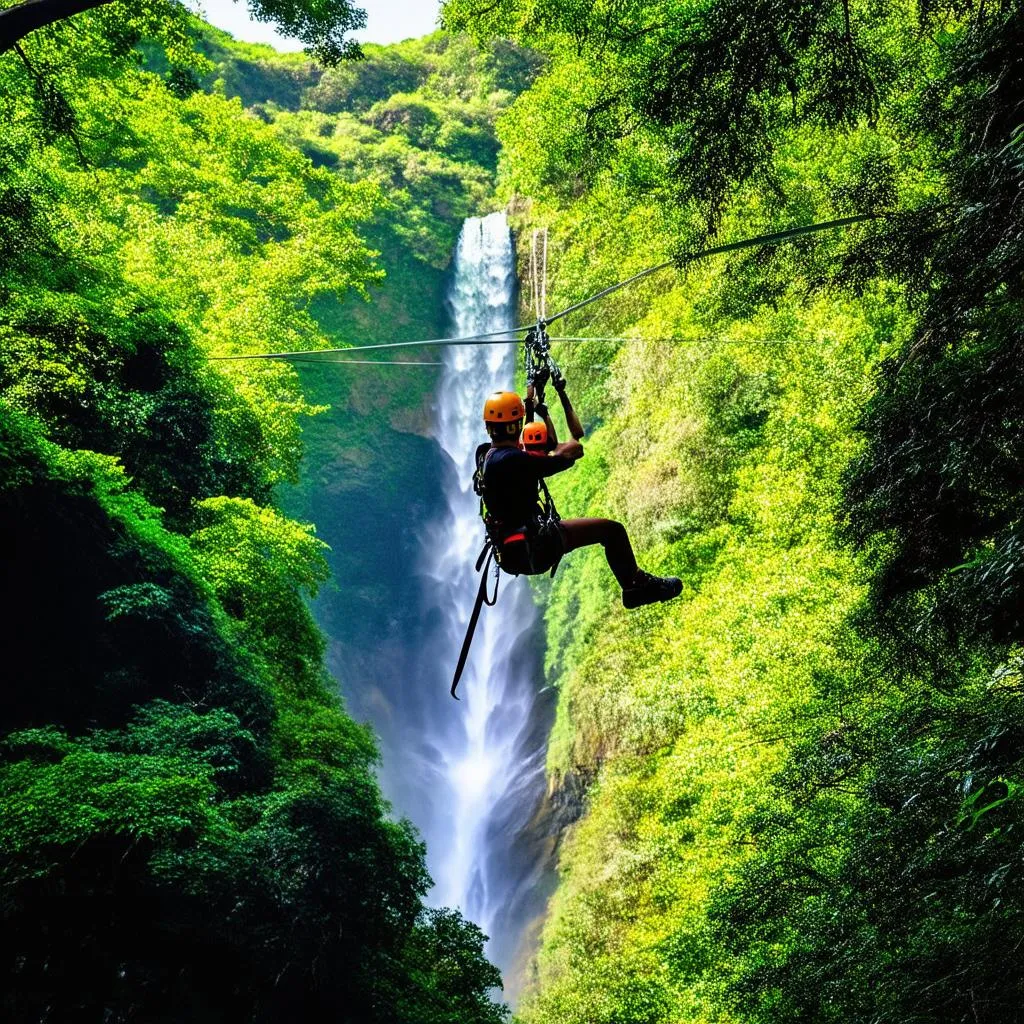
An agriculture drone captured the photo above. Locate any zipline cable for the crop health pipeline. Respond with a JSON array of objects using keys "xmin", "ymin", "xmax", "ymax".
[
  {"xmin": 530, "ymin": 229, "xmax": 540, "ymax": 320},
  {"xmin": 540, "ymin": 227, "xmax": 548, "ymax": 321},
  {"xmin": 211, "ymin": 214, "xmax": 878, "ymax": 363},
  {"xmin": 543, "ymin": 213, "xmax": 878, "ymax": 326},
  {"xmin": 285, "ymin": 357, "xmax": 444, "ymax": 365},
  {"xmin": 211, "ymin": 327, "xmax": 530, "ymax": 362},
  {"xmin": 541, "ymin": 336, "xmax": 817, "ymax": 343}
]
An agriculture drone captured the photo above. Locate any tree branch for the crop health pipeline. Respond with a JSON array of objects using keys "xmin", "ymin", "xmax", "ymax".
[
  {"xmin": 841, "ymin": 0, "xmax": 853, "ymax": 47},
  {"xmin": 13, "ymin": 41, "xmax": 91, "ymax": 168},
  {"xmin": 0, "ymin": 0, "xmax": 113, "ymax": 55}
]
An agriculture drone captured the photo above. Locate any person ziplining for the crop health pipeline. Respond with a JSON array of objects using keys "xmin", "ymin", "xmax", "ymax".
[
  {"xmin": 474, "ymin": 235, "xmax": 680, "ymax": 608},
  {"xmin": 475, "ymin": 388, "xmax": 681, "ymax": 608},
  {"xmin": 210, "ymin": 212, "xmax": 881, "ymax": 699},
  {"xmin": 449, "ymin": 309, "xmax": 683, "ymax": 698}
]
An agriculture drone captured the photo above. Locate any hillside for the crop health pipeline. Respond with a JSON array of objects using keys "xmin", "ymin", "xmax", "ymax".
[
  {"xmin": 0, "ymin": 7, "xmax": 518, "ymax": 1020},
  {"xmin": 443, "ymin": 1, "xmax": 1024, "ymax": 1020}
]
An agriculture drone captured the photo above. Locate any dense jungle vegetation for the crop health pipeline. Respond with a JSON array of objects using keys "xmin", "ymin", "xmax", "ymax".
[
  {"xmin": 0, "ymin": 3, "xmax": 517, "ymax": 1019},
  {"xmin": 441, "ymin": 0, "xmax": 1024, "ymax": 1021},
  {"xmin": 2, "ymin": 0, "xmax": 1023, "ymax": 1022}
]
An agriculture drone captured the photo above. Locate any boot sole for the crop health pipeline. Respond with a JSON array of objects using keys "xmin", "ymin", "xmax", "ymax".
[{"xmin": 622, "ymin": 578, "xmax": 683, "ymax": 609}]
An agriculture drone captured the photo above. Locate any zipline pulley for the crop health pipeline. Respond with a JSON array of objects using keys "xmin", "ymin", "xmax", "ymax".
[{"xmin": 524, "ymin": 320, "xmax": 585, "ymax": 440}]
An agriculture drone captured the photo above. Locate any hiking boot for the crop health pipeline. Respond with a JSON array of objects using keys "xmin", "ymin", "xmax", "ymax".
[{"xmin": 622, "ymin": 570, "xmax": 683, "ymax": 609}]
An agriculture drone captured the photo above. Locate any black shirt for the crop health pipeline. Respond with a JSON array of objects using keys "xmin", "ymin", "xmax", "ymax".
[{"xmin": 479, "ymin": 444, "xmax": 574, "ymax": 527}]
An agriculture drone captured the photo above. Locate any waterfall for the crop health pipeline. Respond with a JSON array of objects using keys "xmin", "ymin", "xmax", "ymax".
[
  {"xmin": 292, "ymin": 211, "xmax": 556, "ymax": 999},
  {"xmin": 377, "ymin": 212, "xmax": 554, "ymax": 992}
]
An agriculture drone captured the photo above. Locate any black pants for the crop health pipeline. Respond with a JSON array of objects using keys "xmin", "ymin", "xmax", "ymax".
[{"xmin": 558, "ymin": 518, "xmax": 638, "ymax": 588}]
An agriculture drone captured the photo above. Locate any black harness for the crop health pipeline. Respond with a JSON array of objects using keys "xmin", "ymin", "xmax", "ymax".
[
  {"xmin": 449, "ymin": 446, "xmax": 563, "ymax": 699},
  {"xmin": 473, "ymin": 445, "xmax": 562, "ymax": 576}
]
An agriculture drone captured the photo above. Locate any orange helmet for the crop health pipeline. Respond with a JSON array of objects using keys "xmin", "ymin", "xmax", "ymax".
[
  {"xmin": 483, "ymin": 391, "xmax": 526, "ymax": 424},
  {"xmin": 521, "ymin": 421, "xmax": 548, "ymax": 451}
]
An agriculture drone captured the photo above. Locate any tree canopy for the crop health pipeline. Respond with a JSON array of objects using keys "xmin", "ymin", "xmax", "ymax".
[
  {"xmin": 0, "ymin": 0, "xmax": 366, "ymax": 62},
  {"xmin": 0, "ymin": 13, "xmax": 510, "ymax": 1022}
]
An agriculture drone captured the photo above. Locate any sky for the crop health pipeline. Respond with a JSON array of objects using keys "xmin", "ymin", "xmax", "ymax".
[{"xmin": 194, "ymin": 0, "xmax": 444, "ymax": 50}]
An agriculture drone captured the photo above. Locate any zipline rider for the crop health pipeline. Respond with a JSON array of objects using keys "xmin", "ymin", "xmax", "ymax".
[{"xmin": 476, "ymin": 390, "xmax": 683, "ymax": 609}]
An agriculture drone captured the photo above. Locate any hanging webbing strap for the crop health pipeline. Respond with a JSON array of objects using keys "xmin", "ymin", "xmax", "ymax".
[
  {"xmin": 450, "ymin": 540, "xmax": 499, "ymax": 700},
  {"xmin": 538, "ymin": 477, "xmax": 559, "ymax": 525}
]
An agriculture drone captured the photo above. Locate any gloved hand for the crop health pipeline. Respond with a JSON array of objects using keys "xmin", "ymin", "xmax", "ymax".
[{"xmin": 535, "ymin": 402, "xmax": 549, "ymax": 418}]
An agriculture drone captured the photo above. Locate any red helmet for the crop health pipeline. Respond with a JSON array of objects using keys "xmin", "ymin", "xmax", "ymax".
[{"xmin": 521, "ymin": 421, "xmax": 548, "ymax": 451}]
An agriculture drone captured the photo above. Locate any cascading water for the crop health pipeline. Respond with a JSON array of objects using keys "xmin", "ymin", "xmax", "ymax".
[
  {"xmin": 373, "ymin": 212, "xmax": 554, "ymax": 993},
  {"xmin": 430, "ymin": 211, "xmax": 548, "ymax": 915}
]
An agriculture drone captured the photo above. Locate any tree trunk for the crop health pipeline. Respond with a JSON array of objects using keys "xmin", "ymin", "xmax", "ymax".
[{"xmin": 0, "ymin": 0, "xmax": 114, "ymax": 54}]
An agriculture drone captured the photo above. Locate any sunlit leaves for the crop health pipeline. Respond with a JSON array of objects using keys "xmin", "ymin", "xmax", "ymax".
[
  {"xmin": 242, "ymin": 0, "xmax": 367, "ymax": 65},
  {"xmin": 0, "ymin": 20, "xmax": 509, "ymax": 1023}
]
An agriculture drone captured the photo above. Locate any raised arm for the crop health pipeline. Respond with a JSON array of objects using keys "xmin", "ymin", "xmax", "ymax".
[
  {"xmin": 535, "ymin": 401, "xmax": 559, "ymax": 450},
  {"xmin": 533, "ymin": 440, "xmax": 584, "ymax": 478}
]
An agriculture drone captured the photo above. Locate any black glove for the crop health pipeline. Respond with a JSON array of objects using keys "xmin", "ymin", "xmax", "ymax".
[
  {"xmin": 535, "ymin": 402, "xmax": 549, "ymax": 418},
  {"xmin": 552, "ymin": 374, "xmax": 567, "ymax": 394}
]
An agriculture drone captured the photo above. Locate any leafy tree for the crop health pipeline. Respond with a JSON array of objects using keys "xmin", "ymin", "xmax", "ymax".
[
  {"xmin": 0, "ymin": 0, "xmax": 366, "ymax": 64},
  {"xmin": 843, "ymin": 8, "xmax": 1024, "ymax": 643},
  {"xmin": 389, "ymin": 908, "xmax": 511, "ymax": 1024},
  {"xmin": 365, "ymin": 92, "xmax": 443, "ymax": 147},
  {"xmin": 0, "ymin": 13, "xmax": 511, "ymax": 1022},
  {"xmin": 444, "ymin": 0, "xmax": 910, "ymax": 223}
]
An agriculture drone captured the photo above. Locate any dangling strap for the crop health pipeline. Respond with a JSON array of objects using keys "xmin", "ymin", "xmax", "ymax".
[
  {"xmin": 538, "ymin": 477, "xmax": 560, "ymax": 523},
  {"xmin": 451, "ymin": 541, "xmax": 498, "ymax": 700},
  {"xmin": 475, "ymin": 540, "xmax": 490, "ymax": 571},
  {"xmin": 536, "ymin": 478, "xmax": 563, "ymax": 578}
]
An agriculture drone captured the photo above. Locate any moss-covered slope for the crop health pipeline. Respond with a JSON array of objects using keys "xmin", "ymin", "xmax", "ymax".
[{"xmin": 504, "ymin": 199, "xmax": 898, "ymax": 1021}]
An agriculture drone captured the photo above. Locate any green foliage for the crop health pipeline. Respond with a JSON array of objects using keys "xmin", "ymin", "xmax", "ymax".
[
  {"xmin": 710, "ymin": 650, "xmax": 1024, "ymax": 1024},
  {"xmin": 391, "ymin": 908, "xmax": 511, "ymax": 1024},
  {"xmin": 447, "ymin": 1, "xmax": 1024, "ymax": 1022},
  {"xmin": 1, "ymin": 20, "xmax": 386, "ymax": 518},
  {"xmin": 365, "ymin": 91, "xmax": 444, "ymax": 146},
  {"xmin": 0, "ymin": 15, "xmax": 510, "ymax": 1022},
  {"xmin": 515, "ymin": 261, "xmax": 886, "ymax": 1024},
  {"xmin": 303, "ymin": 44, "xmax": 426, "ymax": 111},
  {"xmin": 261, "ymin": 33, "xmax": 525, "ymax": 264},
  {"xmin": 842, "ymin": 12, "xmax": 1024, "ymax": 643},
  {"xmin": 190, "ymin": 25, "xmax": 323, "ymax": 109},
  {"xmin": 0, "ymin": 408, "xmax": 270, "ymax": 735},
  {"xmin": 191, "ymin": 495, "xmax": 330, "ymax": 700},
  {"xmin": 708, "ymin": 14, "xmax": 1024, "ymax": 1024},
  {"xmin": 444, "ymin": 0, "xmax": 924, "ymax": 226},
  {"xmin": 239, "ymin": 0, "xmax": 367, "ymax": 65}
]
